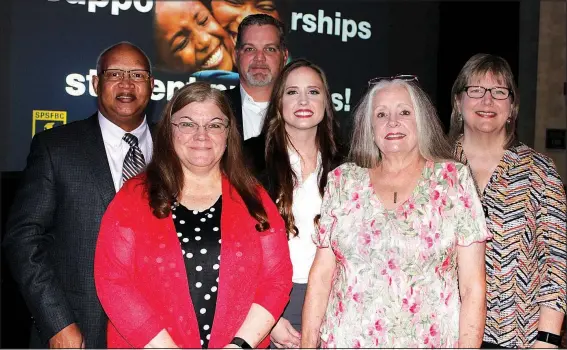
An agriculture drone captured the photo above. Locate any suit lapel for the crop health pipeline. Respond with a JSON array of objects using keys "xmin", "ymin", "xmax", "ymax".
[
  {"xmin": 83, "ymin": 114, "xmax": 116, "ymax": 207},
  {"xmin": 149, "ymin": 122, "xmax": 157, "ymax": 137},
  {"xmin": 227, "ymin": 85, "xmax": 243, "ymax": 138}
]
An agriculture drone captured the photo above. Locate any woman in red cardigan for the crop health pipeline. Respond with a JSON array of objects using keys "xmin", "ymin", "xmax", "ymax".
[{"xmin": 94, "ymin": 82, "xmax": 292, "ymax": 349}]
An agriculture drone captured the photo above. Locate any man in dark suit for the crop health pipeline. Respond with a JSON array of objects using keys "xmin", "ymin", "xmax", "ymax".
[
  {"xmin": 2, "ymin": 41, "xmax": 154, "ymax": 348},
  {"xmin": 225, "ymin": 14, "xmax": 288, "ymax": 140}
]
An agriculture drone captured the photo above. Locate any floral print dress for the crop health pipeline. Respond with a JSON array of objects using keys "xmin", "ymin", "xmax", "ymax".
[{"xmin": 314, "ymin": 161, "xmax": 492, "ymax": 348}]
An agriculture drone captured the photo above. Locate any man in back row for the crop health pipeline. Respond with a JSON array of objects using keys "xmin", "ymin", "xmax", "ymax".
[
  {"xmin": 226, "ymin": 14, "xmax": 289, "ymax": 140},
  {"xmin": 2, "ymin": 41, "xmax": 154, "ymax": 348}
]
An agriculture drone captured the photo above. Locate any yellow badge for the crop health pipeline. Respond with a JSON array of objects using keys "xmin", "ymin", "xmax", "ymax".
[{"xmin": 32, "ymin": 110, "xmax": 67, "ymax": 136}]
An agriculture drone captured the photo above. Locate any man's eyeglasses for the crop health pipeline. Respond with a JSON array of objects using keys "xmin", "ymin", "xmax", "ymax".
[
  {"xmin": 102, "ymin": 69, "xmax": 151, "ymax": 82},
  {"xmin": 172, "ymin": 121, "xmax": 229, "ymax": 135},
  {"xmin": 368, "ymin": 74, "xmax": 419, "ymax": 87},
  {"xmin": 463, "ymin": 86, "xmax": 512, "ymax": 100}
]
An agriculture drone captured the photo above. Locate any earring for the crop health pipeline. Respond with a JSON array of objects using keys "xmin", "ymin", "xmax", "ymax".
[
  {"xmin": 506, "ymin": 118, "xmax": 511, "ymax": 124},
  {"xmin": 457, "ymin": 113, "xmax": 463, "ymax": 123}
]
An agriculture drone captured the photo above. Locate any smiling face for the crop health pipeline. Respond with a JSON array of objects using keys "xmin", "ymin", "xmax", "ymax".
[
  {"xmin": 281, "ymin": 66, "xmax": 326, "ymax": 134},
  {"xmin": 372, "ymin": 84, "xmax": 419, "ymax": 156},
  {"xmin": 457, "ymin": 71, "xmax": 512, "ymax": 137},
  {"xmin": 211, "ymin": 0, "xmax": 280, "ymax": 47},
  {"xmin": 155, "ymin": 1, "xmax": 235, "ymax": 73},
  {"xmin": 172, "ymin": 100, "xmax": 229, "ymax": 173},
  {"xmin": 236, "ymin": 24, "xmax": 288, "ymax": 87},
  {"xmin": 92, "ymin": 44, "xmax": 154, "ymax": 131}
]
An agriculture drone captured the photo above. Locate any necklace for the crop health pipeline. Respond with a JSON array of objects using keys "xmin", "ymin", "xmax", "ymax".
[{"xmin": 376, "ymin": 159, "xmax": 426, "ymax": 205}]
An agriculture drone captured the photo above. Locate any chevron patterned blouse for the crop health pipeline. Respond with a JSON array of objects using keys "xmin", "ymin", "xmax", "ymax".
[{"xmin": 455, "ymin": 141, "xmax": 567, "ymax": 348}]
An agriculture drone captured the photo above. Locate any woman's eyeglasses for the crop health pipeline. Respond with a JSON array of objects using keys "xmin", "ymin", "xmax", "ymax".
[
  {"xmin": 368, "ymin": 74, "xmax": 419, "ymax": 87},
  {"xmin": 463, "ymin": 86, "xmax": 512, "ymax": 100},
  {"xmin": 172, "ymin": 121, "xmax": 229, "ymax": 135}
]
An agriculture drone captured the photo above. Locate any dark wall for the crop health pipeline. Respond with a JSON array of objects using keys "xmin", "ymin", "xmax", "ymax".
[
  {"xmin": 0, "ymin": 2, "xmax": 29, "ymax": 341},
  {"xmin": 0, "ymin": 0, "xmax": 20, "ymax": 348},
  {"xmin": 0, "ymin": 0, "xmax": 9, "ymax": 155},
  {"xmin": 436, "ymin": 1, "xmax": 520, "ymax": 133}
]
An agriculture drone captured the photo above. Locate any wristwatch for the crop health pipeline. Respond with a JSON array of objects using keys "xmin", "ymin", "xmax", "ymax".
[
  {"xmin": 230, "ymin": 337, "xmax": 251, "ymax": 349},
  {"xmin": 536, "ymin": 331, "xmax": 561, "ymax": 347}
]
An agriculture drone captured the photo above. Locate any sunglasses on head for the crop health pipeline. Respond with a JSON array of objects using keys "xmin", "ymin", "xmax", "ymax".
[{"xmin": 368, "ymin": 74, "xmax": 419, "ymax": 87}]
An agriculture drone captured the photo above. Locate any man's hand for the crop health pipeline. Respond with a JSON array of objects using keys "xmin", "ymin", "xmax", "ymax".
[
  {"xmin": 49, "ymin": 323, "xmax": 84, "ymax": 349},
  {"xmin": 270, "ymin": 317, "xmax": 301, "ymax": 348}
]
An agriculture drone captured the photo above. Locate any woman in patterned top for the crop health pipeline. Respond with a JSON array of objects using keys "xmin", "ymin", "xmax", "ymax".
[
  {"xmin": 449, "ymin": 53, "xmax": 567, "ymax": 349},
  {"xmin": 301, "ymin": 75, "xmax": 492, "ymax": 348}
]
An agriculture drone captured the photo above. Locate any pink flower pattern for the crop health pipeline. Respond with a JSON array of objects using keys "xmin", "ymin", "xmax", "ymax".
[{"xmin": 313, "ymin": 161, "xmax": 491, "ymax": 348}]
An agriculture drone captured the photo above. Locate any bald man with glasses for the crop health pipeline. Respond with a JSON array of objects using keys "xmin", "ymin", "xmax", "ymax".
[{"xmin": 3, "ymin": 41, "xmax": 154, "ymax": 349}]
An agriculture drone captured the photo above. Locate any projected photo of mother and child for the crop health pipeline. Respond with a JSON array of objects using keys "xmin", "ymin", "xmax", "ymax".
[{"xmin": 153, "ymin": 0, "xmax": 289, "ymax": 83}]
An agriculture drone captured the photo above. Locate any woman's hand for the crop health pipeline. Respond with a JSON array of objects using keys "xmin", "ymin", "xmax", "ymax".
[
  {"xmin": 270, "ymin": 317, "xmax": 301, "ymax": 348},
  {"xmin": 301, "ymin": 247, "xmax": 336, "ymax": 348},
  {"xmin": 457, "ymin": 242, "xmax": 487, "ymax": 348}
]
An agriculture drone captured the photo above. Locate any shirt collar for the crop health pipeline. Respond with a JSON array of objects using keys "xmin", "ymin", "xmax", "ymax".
[
  {"xmin": 240, "ymin": 85, "xmax": 269, "ymax": 105},
  {"xmin": 288, "ymin": 148, "xmax": 301, "ymax": 167},
  {"xmin": 98, "ymin": 111, "xmax": 149, "ymax": 147},
  {"xmin": 288, "ymin": 147, "xmax": 322, "ymax": 185}
]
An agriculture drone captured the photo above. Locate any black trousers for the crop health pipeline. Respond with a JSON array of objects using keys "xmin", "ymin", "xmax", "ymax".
[
  {"xmin": 270, "ymin": 283, "xmax": 307, "ymax": 348},
  {"xmin": 481, "ymin": 341, "xmax": 509, "ymax": 349}
]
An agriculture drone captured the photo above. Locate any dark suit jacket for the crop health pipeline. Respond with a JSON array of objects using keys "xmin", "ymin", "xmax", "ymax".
[
  {"xmin": 243, "ymin": 134, "xmax": 266, "ymax": 174},
  {"xmin": 224, "ymin": 84, "xmax": 244, "ymax": 138},
  {"xmin": 2, "ymin": 114, "xmax": 121, "ymax": 348},
  {"xmin": 242, "ymin": 134, "xmax": 282, "ymax": 206}
]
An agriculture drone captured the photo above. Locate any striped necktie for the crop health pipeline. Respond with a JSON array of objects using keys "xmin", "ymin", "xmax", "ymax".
[{"xmin": 122, "ymin": 133, "xmax": 146, "ymax": 182}]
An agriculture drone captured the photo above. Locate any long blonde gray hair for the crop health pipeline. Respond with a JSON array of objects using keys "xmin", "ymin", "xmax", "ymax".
[{"xmin": 349, "ymin": 79, "xmax": 452, "ymax": 167}]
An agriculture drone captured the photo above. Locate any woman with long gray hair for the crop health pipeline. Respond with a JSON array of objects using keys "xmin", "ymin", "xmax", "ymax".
[{"xmin": 301, "ymin": 75, "xmax": 491, "ymax": 348}]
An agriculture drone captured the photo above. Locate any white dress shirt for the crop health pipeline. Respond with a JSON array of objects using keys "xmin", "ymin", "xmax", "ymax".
[
  {"xmin": 287, "ymin": 149, "xmax": 323, "ymax": 284},
  {"xmin": 240, "ymin": 85, "xmax": 269, "ymax": 140},
  {"xmin": 98, "ymin": 112, "xmax": 153, "ymax": 192}
]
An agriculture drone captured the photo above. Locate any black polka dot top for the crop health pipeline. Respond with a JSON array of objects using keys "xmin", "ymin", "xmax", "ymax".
[{"xmin": 172, "ymin": 196, "xmax": 222, "ymax": 349}]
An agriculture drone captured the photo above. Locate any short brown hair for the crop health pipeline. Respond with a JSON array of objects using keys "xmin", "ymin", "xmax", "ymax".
[
  {"xmin": 448, "ymin": 53, "xmax": 519, "ymax": 148},
  {"xmin": 235, "ymin": 13, "xmax": 287, "ymax": 50},
  {"xmin": 145, "ymin": 82, "xmax": 269, "ymax": 231}
]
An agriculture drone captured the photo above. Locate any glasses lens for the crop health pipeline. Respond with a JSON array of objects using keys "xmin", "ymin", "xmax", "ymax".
[
  {"xmin": 104, "ymin": 69, "xmax": 123, "ymax": 80},
  {"xmin": 368, "ymin": 77, "xmax": 381, "ymax": 86},
  {"xmin": 369, "ymin": 74, "xmax": 418, "ymax": 86},
  {"xmin": 491, "ymin": 88, "xmax": 509, "ymax": 100},
  {"xmin": 176, "ymin": 122, "xmax": 197, "ymax": 134},
  {"xmin": 466, "ymin": 86, "xmax": 486, "ymax": 98},
  {"xmin": 206, "ymin": 123, "xmax": 228, "ymax": 134},
  {"xmin": 394, "ymin": 74, "xmax": 418, "ymax": 82},
  {"xmin": 130, "ymin": 70, "xmax": 150, "ymax": 82}
]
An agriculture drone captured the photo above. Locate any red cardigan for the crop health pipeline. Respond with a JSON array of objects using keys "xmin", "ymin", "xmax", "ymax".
[{"xmin": 94, "ymin": 175, "xmax": 292, "ymax": 348}]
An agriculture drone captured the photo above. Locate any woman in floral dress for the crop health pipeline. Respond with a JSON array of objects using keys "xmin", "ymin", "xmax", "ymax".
[{"xmin": 301, "ymin": 76, "xmax": 493, "ymax": 348}]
